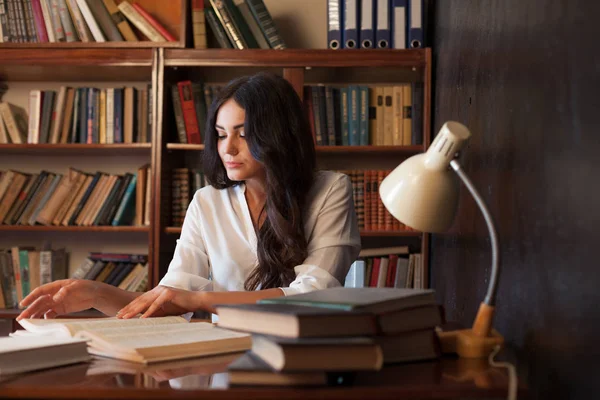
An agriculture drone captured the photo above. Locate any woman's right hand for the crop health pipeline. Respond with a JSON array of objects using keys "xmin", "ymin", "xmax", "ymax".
[{"xmin": 16, "ymin": 279, "xmax": 101, "ymax": 321}]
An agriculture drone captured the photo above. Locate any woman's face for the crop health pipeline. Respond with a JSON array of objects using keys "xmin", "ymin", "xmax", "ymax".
[{"xmin": 215, "ymin": 98, "xmax": 265, "ymax": 183}]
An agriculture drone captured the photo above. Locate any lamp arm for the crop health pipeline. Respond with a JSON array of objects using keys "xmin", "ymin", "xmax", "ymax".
[{"xmin": 449, "ymin": 159, "xmax": 499, "ymax": 306}]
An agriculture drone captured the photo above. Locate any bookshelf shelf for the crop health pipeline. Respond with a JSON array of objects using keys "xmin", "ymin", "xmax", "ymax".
[
  {"xmin": 166, "ymin": 143, "xmax": 205, "ymax": 151},
  {"xmin": 164, "ymin": 49, "xmax": 429, "ymax": 68},
  {"xmin": 0, "ymin": 144, "xmax": 152, "ymax": 155},
  {"xmin": 0, "ymin": 48, "xmax": 154, "ymax": 81},
  {"xmin": 164, "ymin": 143, "xmax": 424, "ymax": 155},
  {"xmin": 0, "ymin": 226, "xmax": 149, "ymax": 233},
  {"xmin": 316, "ymin": 145, "xmax": 424, "ymax": 154},
  {"xmin": 164, "ymin": 226, "xmax": 420, "ymax": 237}
]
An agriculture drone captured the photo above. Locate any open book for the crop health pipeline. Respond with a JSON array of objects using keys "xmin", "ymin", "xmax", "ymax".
[{"xmin": 17, "ymin": 316, "xmax": 251, "ymax": 364}]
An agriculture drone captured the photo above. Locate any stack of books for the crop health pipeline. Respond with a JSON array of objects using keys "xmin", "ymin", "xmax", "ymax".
[{"xmin": 216, "ymin": 287, "xmax": 443, "ymax": 387}]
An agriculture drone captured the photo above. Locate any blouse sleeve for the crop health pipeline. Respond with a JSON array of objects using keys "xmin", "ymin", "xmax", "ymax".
[
  {"xmin": 280, "ymin": 174, "xmax": 361, "ymax": 296},
  {"xmin": 159, "ymin": 192, "xmax": 212, "ymax": 292}
]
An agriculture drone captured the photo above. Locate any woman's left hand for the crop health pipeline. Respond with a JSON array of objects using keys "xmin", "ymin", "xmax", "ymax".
[{"xmin": 116, "ymin": 285, "xmax": 203, "ymax": 319}]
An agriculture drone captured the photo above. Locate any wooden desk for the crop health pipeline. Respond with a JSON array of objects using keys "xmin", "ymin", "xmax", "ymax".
[{"xmin": 0, "ymin": 353, "xmax": 525, "ymax": 399}]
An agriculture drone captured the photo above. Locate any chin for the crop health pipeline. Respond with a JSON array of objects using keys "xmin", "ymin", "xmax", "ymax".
[{"xmin": 226, "ymin": 171, "xmax": 249, "ymax": 181}]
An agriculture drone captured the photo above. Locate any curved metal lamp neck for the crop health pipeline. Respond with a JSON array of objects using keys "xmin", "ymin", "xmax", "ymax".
[{"xmin": 449, "ymin": 159, "xmax": 500, "ymax": 306}]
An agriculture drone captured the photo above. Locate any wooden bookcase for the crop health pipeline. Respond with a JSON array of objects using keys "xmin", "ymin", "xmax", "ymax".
[
  {"xmin": 0, "ymin": 1, "xmax": 432, "ymax": 319},
  {"xmin": 153, "ymin": 47, "xmax": 432, "ymax": 289}
]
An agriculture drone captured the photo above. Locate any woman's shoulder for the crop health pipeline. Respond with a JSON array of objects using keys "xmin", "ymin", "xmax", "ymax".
[
  {"xmin": 312, "ymin": 170, "xmax": 351, "ymax": 192},
  {"xmin": 306, "ymin": 170, "xmax": 351, "ymax": 207}
]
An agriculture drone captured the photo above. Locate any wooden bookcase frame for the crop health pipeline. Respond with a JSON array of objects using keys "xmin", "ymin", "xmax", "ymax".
[{"xmin": 0, "ymin": 46, "xmax": 432, "ymax": 315}]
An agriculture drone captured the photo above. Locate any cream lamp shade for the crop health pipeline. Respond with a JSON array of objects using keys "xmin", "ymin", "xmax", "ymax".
[{"xmin": 379, "ymin": 121, "xmax": 472, "ymax": 233}]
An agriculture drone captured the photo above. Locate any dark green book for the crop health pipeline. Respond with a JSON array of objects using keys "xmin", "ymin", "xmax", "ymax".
[{"xmin": 258, "ymin": 287, "xmax": 436, "ymax": 314}]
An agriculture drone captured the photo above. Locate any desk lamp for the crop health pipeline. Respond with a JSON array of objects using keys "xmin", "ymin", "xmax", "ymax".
[{"xmin": 379, "ymin": 121, "xmax": 504, "ymax": 358}]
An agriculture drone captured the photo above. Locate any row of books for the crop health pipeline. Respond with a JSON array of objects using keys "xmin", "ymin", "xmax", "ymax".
[
  {"xmin": 169, "ymin": 80, "xmax": 222, "ymax": 145},
  {"xmin": 171, "ymin": 168, "xmax": 207, "ymax": 226},
  {"xmin": 345, "ymin": 247, "xmax": 424, "ymax": 289},
  {"xmin": 70, "ymin": 252, "xmax": 148, "ymax": 293},
  {"xmin": 199, "ymin": 0, "xmax": 286, "ymax": 50},
  {"xmin": 305, "ymin": 84, "xmax": 423, "ymax": 147},
  {"xmin": 0, "ymin": 0, "xmax": 176, "ymax": 44},
  {"xmin": 0, "ymin": 246, "xmax": 68, "ymax": 308},
  {"xmin": 217, "ymin": 287, "xmax": 441, "ymax": 386},
  {"xmin": 0, "ymin": 85, "xmax": 152, "ymax": 145},
  {"xmin": 327, "ymin": 0, "xmax": 424, "ymax": 50},
  {"xmin": 341, "ymin": 169, "xmax": 416, "ymax": 232},
  {"xmin": 0, "ymin": 165, "xmax": 151, "ymax": 227}
]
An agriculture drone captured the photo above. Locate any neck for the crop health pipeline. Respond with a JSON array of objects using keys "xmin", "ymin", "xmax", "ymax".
[{"xmin": 244, "ymin": 177, "xmax": 267, "ymax": 204}]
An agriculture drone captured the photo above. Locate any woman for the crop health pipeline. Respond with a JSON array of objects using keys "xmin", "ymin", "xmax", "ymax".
[{"xmin": 17, "ymin": 72, "xmax": 361, "ymax": 321}]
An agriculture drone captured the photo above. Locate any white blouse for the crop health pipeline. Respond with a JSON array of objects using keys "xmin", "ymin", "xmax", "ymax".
[{"xmin": 159, "ymin": 170, "xmax": 361, "ymax": 296}]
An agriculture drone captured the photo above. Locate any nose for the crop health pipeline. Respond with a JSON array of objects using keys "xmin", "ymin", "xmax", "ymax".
[{"xmin": 223, "ymin": 136, "xmax": 239, "ymax": 155}]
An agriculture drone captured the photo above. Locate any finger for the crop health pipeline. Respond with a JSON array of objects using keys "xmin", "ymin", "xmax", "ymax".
[
  {"xmin": 141, "ymin": 291, "xmax": 171, "ymax": 318},
  {"xmin": 16, "ymin": 295, "xmax": 54, "ymax": 320},
  {"xmin": 119, "ymin": 292, "xmax": 157, "ymax": 319},
  {"xmin": 20, "ymin": 281, "xmax": 64, "ymax": 307},
  {"xmin": 44, "ymin": 310, "xmax": 58, "ymax": 319}
]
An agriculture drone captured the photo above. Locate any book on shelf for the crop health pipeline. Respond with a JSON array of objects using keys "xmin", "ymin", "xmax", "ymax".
[
  {"xmin": 0, "ymin": 336, "xmax": 90, "ymax": 376},
  {"xmin": 0, "ymin": 0, "xmax": 174, "ymax": 44},
  {"xmin": 68, "ymin": 252, "xmax": 148, "ymax": 292},
  {"xmin": 303, "ymin": 84, "xmax": 422, "ymax": 147},
  {"xmin": 204, "ymin": 0, "xmax": 285, "ymax": 49},
  {"xmin": 0, "ymin": 165, "xmax": 150, "ymax": 227},
  {"xmin": 0, "ymin": 247, "xmax": 67, "ymax": 307},
  {"xmin": 16, "ymin": 316, "xmax": 252, "ymax": 364},
  {"xmin": 0, "ymin": 85, "xmax": 151, "ymax": 145}
]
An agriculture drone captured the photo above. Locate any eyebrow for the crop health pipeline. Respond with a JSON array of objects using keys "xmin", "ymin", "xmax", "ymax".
[{"xmin": 215, "ymin": 123, "xmax": 244, "ymax": 130}]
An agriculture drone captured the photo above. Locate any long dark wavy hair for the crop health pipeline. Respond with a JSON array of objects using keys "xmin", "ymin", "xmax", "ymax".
[{"xmin": 203, "ymin": 72, "xmax": 316, "ymax": 291}]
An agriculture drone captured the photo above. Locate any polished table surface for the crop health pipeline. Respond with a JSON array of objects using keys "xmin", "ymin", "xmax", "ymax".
[{"xmin": 0, "ymin": 351, "xmax": 524, "ymax": 399}]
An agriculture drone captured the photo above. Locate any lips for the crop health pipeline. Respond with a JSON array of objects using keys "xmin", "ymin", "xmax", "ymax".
[{"xmin": 225, "ymin": 162, "xmax": 243, "ymax": 168}]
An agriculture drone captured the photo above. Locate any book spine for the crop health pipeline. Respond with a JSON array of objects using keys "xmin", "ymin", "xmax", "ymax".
[
  {"xmin": 209, "ymin": 0, "xmax": 247, "ymax": 49},
  {"xmin": 233, "ymin": 0, "xmax": 268, "ymax": 48},
  {"xmin": 117, "ymin": 1, "xmax": 164, "ymax": 42},
  {"xmin": 411, "ymin": 82, "xmax": 423, "ymax": 145},
  {"xmin": 27, "ymin": 90, "xmax": 41, "ymax": 144},
  {"xmin": 0, "ymin": 103, "xmax": 25, "ymax": 144},
  {"xmin": 0, "ymin": 0, "xmax": 11, "ymax": 43},
  {"xmin": 85, "ymin": 0, "xmax": 122, "ymax": 41},
  {"xmin": 177, "ymin": 81, "xmax": 201, "ymax": 144},
  {"xmin": 340, "ymin": 87, "xmax": 349, "ymax": 145},
  {"xmin": 113, "ymin": 87, "xmax": 123, "ymax": 143},
  {"xmin": 111, "ymin": 175, "xmax": 136, "ymax": 226},
  {"xmin": 38, "ymin": 0, "xmax": 54, "ymax": 41},
  {"xmin": 131, "ymin": 2, "xmax": 174, "ymax": 41},
  {"xmin": 22, "ymin": 0, "xmax": 39, "ymax": 42},
  {"xmin": 101, "ymin": 0, "xmax": 137, "ymax": 41},
  {"xmin": 65, "ymin": 0, "xmax": 90, "ymax": 42},
  {"xmin": 75, "ymin": 0, "xmax": 105, "ymax": 41},
  {"xmin": 324, "ymin": 86, "xmax": 336, "ymax": 146},
  {"xmin": 359, "ymin": 86, "xmax": 368, "ymax": 145},
  {"xmin": 48, "ymin": 0, "xmax": 64, "ymax": 41},
  {"xmin": 13, "ymin": 0, "xmax": 26, "ymax": 42},
  {"xmin": 5, "ymin": 0, "xmax": 20, "ymax": 43},
  {"xmin": 170, "ymin": 84, "xmax": 188, "ymax": 144},
  {"xmin": 191, "ymin": 0, "xmax": 206, "ymax": 49},
  {"xmin": 56, "ymin": 0, "xmax": 76, "ymax": 41},
  {"xmin": 29, "ymin": 0, "xmax": 47, "ymax": 42},
  {"xmin": 205, "ymin": 7, "xmax": 232, "ymax": 48},
  {"xmin": 246, "ymin": 0, "xmax": 286, "ymax": 49}
]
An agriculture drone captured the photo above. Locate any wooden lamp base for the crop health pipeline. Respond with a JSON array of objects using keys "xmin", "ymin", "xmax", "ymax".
[{"xmin": 437, "ymin": 302, "xmax": 504, "ymax": 358}]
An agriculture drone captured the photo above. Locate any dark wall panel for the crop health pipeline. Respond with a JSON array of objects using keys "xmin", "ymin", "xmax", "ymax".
[{"xmin": 430, "ymin": 1, "xmax": 600, "ymax": 399}]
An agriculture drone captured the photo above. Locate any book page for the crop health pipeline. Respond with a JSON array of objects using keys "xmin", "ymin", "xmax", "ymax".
[
  {"xmin": 19, "ymin": 316, "xmax": 188, "ymax": 337},
  {"xmin": 76, "ymin": 323, "xmax": 249, "ymax": 350}
]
